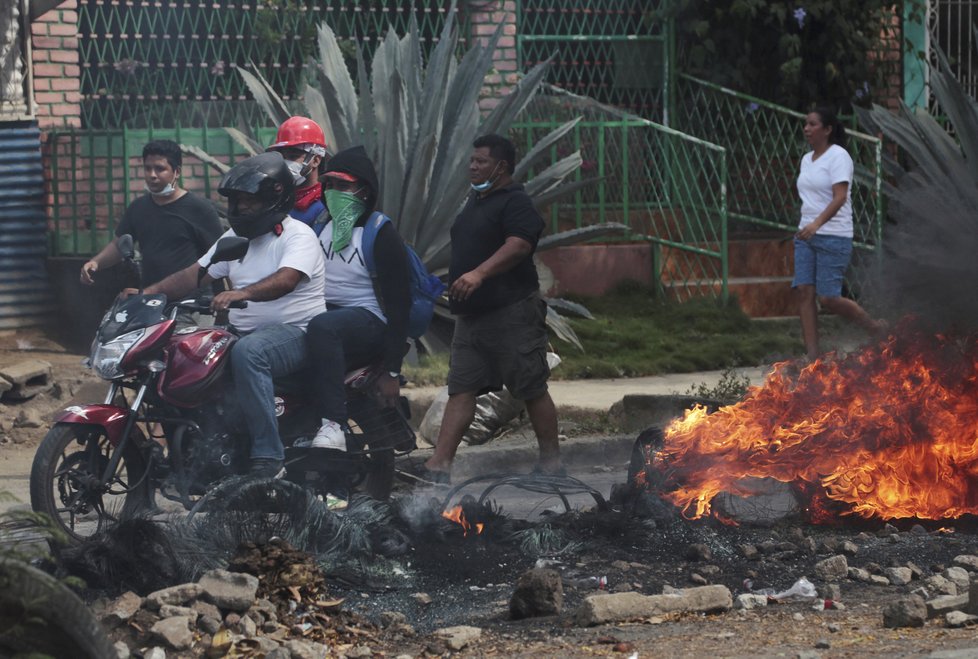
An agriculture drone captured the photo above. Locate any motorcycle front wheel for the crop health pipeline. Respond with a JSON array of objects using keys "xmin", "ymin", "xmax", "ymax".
[{"xmin": 30, "ymin": 422, "xmax": 152, "ymax": 545}]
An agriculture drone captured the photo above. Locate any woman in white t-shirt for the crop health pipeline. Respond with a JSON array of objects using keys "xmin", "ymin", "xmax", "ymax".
[{"xmin": 793, "ymin": 106, "xmax": 884, "ymax": 360}]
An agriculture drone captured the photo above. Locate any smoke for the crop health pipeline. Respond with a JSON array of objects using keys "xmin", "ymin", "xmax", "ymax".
[
  {"xmin": 856, "ymin": 64, "xmax": 978, "ymax": 332},
  {"xmin": 858, "ymin": 170, "xmax": 978, "ymax": 331}
]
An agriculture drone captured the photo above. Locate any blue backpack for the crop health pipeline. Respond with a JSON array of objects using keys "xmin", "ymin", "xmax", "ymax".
[{"xmin": 361, "ymin": 212, "xmax": 446, "ymax": 339}]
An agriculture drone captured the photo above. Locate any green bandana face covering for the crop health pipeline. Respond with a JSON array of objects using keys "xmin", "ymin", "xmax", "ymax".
[{"xmin": 324, "ymin": 189, "xmax": 366, "ymax": 252}]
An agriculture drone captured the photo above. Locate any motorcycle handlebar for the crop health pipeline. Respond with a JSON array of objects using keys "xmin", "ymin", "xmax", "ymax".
[{"xmin": 173, "ymin": 297, "xmax": 248, "ymax": 314}]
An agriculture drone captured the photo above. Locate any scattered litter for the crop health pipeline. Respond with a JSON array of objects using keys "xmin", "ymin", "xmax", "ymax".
[
  {"xmin": 594, "ymin": 576, "xmax": 608, "ymax": 590},
  {"xmin": 813, "ymin": 599, "xmax": 844, "ymax": 611},
  {"xmin": 754, "ymin": 577, "xmax": 817, "ymax": 602}
]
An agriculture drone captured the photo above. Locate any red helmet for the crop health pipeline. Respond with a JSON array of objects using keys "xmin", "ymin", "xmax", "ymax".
[{"xmin": 267, "ymin": 116, "xmax": 327, "ymax": 156}]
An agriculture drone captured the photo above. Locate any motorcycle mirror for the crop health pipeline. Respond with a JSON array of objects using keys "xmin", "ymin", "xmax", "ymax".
[
  {"xmin": 116, "ymin": 234, "xmax": 135, "ymax": 260},
  {"xmin": 210, "ymin": 236, "xmax": 249, "ymax": 264}
]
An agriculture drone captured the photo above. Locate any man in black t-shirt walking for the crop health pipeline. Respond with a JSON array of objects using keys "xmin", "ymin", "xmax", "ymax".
[
  {"xmin": 80, "ymin": 140, "xmax": 222, "ymax": 288},
  {"xmin": 413, "ymin": 134, "xmax": 561, "ymax": 485}
]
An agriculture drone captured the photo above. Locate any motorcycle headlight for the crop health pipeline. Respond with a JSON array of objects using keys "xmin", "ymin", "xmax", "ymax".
[{"xmin": 90, "ymin": 328, "xmax": 146, "ymax": 380}]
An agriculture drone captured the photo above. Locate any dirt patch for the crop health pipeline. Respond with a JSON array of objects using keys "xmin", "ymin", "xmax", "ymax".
[
  {"xmin": 336, "ymin": 509, "xmax": 978, "ymax": 657},
  {"xmin": 0, "ymin": 329, "xmax": 97, "ymax": 450}
]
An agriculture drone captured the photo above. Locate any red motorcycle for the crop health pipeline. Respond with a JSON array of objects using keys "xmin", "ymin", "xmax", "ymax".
[{"xmin": 30, "ymin": 235, "xmax": 415, "ymax": 543}]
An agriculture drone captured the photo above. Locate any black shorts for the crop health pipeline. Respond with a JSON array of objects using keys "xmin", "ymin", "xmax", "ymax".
[{"xmin": 447, "ymin": 293, "xmax": 550, "ymax": 400}]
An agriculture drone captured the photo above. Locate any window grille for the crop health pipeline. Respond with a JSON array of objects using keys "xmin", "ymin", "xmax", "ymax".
[
  {"xmin": 928, "ymin": 0, "xmax": 978, "ymax": 112},
  {"xmin": 78, "ymin": 0, "xmax": 457, "ymax": 128}
]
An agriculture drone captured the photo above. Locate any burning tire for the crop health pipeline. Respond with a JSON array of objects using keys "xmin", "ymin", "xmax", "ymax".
[
  {"xmin": 0, "ymin": 557, "xmax": 115, "ymax": 658},
  {"xmin": 30, "ymin": 423, "xmax": 152, "ymax": 544}
]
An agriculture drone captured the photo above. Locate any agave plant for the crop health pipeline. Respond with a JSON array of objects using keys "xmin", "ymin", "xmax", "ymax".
[
  {"xmin": 857, "ymin": 44, "xmax": 978, "ymax": 330},
  {"xmin": 182, "ymin": 1, "xmax": 627, "ymax": 349}
]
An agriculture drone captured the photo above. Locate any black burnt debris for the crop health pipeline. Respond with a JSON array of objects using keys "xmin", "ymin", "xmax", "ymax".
[{"xmin": 31, "ymin": 453, "xmax": 978, "ymax": 656}]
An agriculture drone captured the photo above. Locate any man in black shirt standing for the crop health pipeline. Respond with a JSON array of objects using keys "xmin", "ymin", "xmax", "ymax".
[
  {"xmin": 80, "ymin": 140, "xmax": 222, "ymax": 288},
  {"xmin": 417, "ymin": 134, "xmax": 561, "ymax": 484}
]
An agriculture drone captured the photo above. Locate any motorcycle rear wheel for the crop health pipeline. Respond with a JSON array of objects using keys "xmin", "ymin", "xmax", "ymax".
[{"xmin": 30, "ymin": 422, "xmax": 152, "ymax": 545}]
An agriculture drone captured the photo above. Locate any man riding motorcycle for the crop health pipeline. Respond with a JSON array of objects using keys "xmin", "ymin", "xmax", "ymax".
[{"xmin": 140, "ymin": 152, "xmax": 326, "ymax": 478}]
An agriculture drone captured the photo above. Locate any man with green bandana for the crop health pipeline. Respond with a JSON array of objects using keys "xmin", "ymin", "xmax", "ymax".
[{"xmin": 300, "ymin": 146, "xmax": 413, "ymax": 451}]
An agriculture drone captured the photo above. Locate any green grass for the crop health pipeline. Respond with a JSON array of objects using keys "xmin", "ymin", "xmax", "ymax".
[
  {"xmin": 403, "ymin": 283, "xmax": 806, "ymax": 384},
  {"xmin": 403, "ymin": 351, "xmax": 450, "ymax": 387},
  {"xmin": 554, "ymin": 282, "xmax": 802, "ymax": 379}
]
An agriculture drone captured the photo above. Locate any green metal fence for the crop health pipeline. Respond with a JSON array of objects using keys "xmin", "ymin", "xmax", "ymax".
[
  {"xmin": 78, "ymin": 0, "xmax": 462, "ymax": 128},
  {"xmin": 516, "ymin": 0, "xmax": 669, "ymax": 119},
  {"xmin": 512, "ymin": 111, "xmax": 729, "ymax": 302}
]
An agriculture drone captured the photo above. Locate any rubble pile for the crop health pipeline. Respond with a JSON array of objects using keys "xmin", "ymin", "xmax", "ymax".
[
  {"xmin": 98, "ymin": 539, "xmax": 414, "ymax": 658},
  {"xmin": 0, "ymin": 359, "xmax": 53, "ymax": 402},
  {"xmin": 0, "ymin": 357, "xmax": 95, "ymax": 445}
]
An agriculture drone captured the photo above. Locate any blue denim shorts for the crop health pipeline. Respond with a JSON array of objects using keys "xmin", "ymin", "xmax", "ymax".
[{"xmin": 792, "ymin": 234, "xmax": 853, "ymax": 297}]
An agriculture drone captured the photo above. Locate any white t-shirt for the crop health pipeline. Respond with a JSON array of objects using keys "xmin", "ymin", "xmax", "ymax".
[
  {"xmin": 319, "ymin": 221, "xmax": 386, "ymax": 322},
  {"xmin": 198, "ymin": 217, "xmax": 326, "ymax": 333},
  {"xmin": 796, "ymin": 144, "xmax": 854, "ymax": 238}
]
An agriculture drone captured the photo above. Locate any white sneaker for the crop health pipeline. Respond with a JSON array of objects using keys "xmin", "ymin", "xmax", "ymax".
[{"xmin": 294, "ymin": 420, "xmax": 347, "ymax": 451}]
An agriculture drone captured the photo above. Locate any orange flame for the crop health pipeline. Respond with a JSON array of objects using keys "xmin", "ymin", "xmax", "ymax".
[
  {"xmin": 441, "ymin": 505, "xmax": 484, "ymax": 536},
  {"xmin": 650, "ymin": 326, "xmax": 978, "ymax": 521}
]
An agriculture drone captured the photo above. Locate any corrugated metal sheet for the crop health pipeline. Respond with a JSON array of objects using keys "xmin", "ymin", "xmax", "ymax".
[{"xmin": 0, "ymin": 120, "xmax": 54, "ymax": 329}]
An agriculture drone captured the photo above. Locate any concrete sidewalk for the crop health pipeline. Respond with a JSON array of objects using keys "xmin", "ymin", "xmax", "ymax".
[{"xmin": 403, "ymin": 365, "xmax": 771, "ymax": 413}]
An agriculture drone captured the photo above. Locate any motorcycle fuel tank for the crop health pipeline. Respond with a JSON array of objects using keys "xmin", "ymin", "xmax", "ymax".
[{"xmin": 157, "ymin": 327, "xmax": 237, "ymax": 408}]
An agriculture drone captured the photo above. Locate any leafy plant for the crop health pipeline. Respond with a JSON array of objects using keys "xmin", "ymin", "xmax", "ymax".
[
  {"xmin": 857, "ymin": 44, "xmax": 978, "ymax": 330},
  {"xmin": 684, "ymin": 367, "xmax": 753, "ymax": 404},
  {"xmin": 659, "ymin": 0, "xmax": 902, "ymax": 110},
  {"xmin": 253, "ymin": 0, "xmax": 318, "ymax": 67},
  {"xmin": 0, "ymin": 490, "xmax": 68, "ymax": 561},
  {"xmin": 182, "ymin": 1, "xmax": 626, "ymax": 350}
]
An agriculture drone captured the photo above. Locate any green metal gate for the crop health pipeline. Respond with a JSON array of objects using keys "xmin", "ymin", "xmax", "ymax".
[{"xmin": 512, "ymin": 107, "xmax": 729, "ymax": 302}]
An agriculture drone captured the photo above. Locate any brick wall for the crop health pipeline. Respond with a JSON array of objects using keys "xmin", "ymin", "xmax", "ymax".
[
  {"xmin": 871, "ymin": 6, "xmax": 904, "ymax": 111},
  {"xmin": 465, "ymin": 1, "xmax": 519, "ymax": 112},
  {"xmin": 31, "ymin": 0, "xmax": 80, "ymax": 129}
]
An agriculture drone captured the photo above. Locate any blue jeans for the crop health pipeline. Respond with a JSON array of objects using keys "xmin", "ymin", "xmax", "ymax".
[
  {"xmin": 792, "ymin": 235, "xmax": 853, "ymax": 298},
  {"xmin": 306, "ymin": 307, "xmax": 386, "ymax": 424},
  {"xmin": 230, "ymin": 323, "xmax": 308, "ymax": 461}
]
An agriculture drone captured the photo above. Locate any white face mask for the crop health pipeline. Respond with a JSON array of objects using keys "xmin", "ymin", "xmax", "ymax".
[
  {"xmin": 145, "ymin": 182, "xmax": 176, "ymax": 197},
  {"xmin": 285, "ymin": 160, "xmax": 307, "ymax": 185}
]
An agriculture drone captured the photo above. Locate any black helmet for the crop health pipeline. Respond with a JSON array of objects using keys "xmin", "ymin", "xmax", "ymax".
[{"xmin": 218, "ymin": 152, "xmax": 296, "ymax": 239}]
